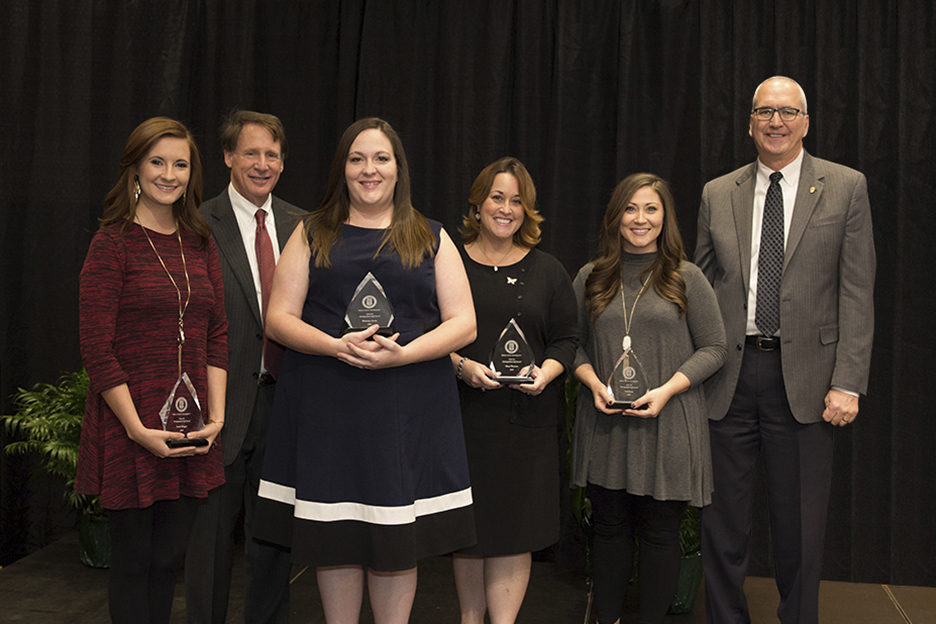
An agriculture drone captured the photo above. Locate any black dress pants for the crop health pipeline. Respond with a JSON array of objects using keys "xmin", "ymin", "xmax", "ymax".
[
  {"xmin": 701, "ymin": 344, "xmax": 834, "ymax": 624},
  {"xmin": 108, "ymin": 496, "xmax": 198, "ymax": 624},
  {"xmin": 588, "ymin": 484, "xmax": 686, "ymax": 624},
  {"xmin": 185, "ymin": 380, "xmax": 292, "ymax": 624}
]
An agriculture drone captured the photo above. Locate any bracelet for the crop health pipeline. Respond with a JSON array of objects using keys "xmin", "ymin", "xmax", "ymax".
[
  {"xmin": 456, "ymin": 356, "xmax": 468, "ymax": 380},
  {"xmin": 206, "ymin": 419, "xmax": 224, "ymax": 428}
]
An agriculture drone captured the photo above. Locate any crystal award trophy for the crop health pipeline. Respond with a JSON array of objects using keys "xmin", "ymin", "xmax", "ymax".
[
  {"xmin": 606, "ymin": 336, "xmax": 649, "ymax": 409},
  {"xmin": 343, "ymin": 272, "xmax": 395, "ymax": 337},
  {"xmin": 489, "ymin": 318, "xmax": 535, "ymax": 384},
  {"xmin": 159, "ymin": 372, "xmax": 205, "ymax": 435}
]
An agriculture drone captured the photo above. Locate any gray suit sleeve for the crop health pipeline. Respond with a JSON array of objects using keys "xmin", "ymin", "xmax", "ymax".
[
  {"xmin": 830, "ymin": 172, "xmax": 875, "ymax": 395},
  {"xmin": 694, "ymin": 183, "xmax": 717, "ymax": 283},
  {"xmin": 677, "ymin": 263, "xmax": 728, "ymax": 386}
]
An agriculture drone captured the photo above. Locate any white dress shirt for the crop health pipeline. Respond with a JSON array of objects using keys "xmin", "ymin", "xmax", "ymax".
[
  {"xmin": 227, "ymin": 183, "xmax": 282, "ymax": 374},
  {"xmin": 227, "ymin": 183, "xmax": 282, "ymax": 318},
  {"xmin": 745, "ymin": 148, "xmax": 804, "ymax": 336}
]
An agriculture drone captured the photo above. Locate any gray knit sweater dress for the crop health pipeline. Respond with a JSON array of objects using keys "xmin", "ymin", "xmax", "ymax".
[{"xmin": 570, "ymin": 251, "xmax": 727, "ymax": 507}]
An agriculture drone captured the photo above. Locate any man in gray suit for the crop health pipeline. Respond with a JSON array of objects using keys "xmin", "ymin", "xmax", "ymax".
[
  {"xmin": 695, "ymin": 76, "xmax": 875, "ymax": 624},
  {"xmin": 186, "ymin": 110, "xmax": 298, "ymax": 623}
]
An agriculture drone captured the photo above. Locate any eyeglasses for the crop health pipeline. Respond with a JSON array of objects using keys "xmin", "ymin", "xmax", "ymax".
[{"xmin": 751, "ymin": 107, "xmax": 804, "ymax": 121}]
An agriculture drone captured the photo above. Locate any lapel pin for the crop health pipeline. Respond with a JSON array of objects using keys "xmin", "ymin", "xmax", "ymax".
[{"xmin": 809, "ymin": 186, "xmax": 816, "ymax": 194}]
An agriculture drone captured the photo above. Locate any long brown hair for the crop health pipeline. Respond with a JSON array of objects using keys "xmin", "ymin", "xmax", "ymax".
[
  {"xmin": 460, "ymin": 156, "xmax": 542, "ymax": 248},
  {"xmin": 303, "ymin": 117, "xmax": 435, "ymax": 268},
  {"xmin": 585, "ymin": 173, "xmax": 687, "ymax": 321},
  {"xmin": 100, "ymin": 117, "xmax": 208, "ymax": 247}
]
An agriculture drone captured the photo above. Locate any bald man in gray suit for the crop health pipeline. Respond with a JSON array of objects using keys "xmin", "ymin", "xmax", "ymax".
[
  {"xmin": 695, "ymin": 77, "xmax": 875, "ymax": 624},
  {"xmin": 185, "ymin": 111, "xmax": 298, "ymax": 623}
]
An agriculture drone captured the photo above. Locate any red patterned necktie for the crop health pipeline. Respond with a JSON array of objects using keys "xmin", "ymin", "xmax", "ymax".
[{"xmin": 256, "ymin": 209, "xmax": 283, "ymax": 378}]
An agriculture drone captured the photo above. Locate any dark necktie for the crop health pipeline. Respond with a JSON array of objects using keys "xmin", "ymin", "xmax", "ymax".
[
  {"xmin": 755, "ymin": 171, "xmax": 784, "ymax": 337},
  {"xmin": 255, "ymin": 209, "xmax": 283, "ymax": 378}
]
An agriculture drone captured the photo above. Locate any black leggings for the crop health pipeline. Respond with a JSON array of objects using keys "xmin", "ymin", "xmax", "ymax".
[
  {"xmin": 588, "ymin": 484, "xmax": 686, "ymax": 624},
  {"xmin": 107, "ymin": 496, "xmax": 198, "ymax": 624}
]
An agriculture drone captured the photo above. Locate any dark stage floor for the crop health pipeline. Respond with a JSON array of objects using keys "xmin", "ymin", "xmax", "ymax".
[{"xmin": 1, "ymin": 531, "xmax": 933, "ymax": 623}]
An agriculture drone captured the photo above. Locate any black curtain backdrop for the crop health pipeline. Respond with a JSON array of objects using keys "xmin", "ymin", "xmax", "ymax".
[{"xmin": 2, "ymin": 1, "xmax": 934, "ymax": 586}]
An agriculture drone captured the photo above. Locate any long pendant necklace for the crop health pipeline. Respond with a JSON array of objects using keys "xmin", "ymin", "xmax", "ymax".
[
  {"xmin": 139, "ymin": 223, "xmax": 191, "ymax": 377},
  {"xmin": 621, "ymin": 269, "xmax": 653, "ymax": 353},
  {"xmin": 476, "ymin": 240, "xmax": 515, "ymax": 272}
]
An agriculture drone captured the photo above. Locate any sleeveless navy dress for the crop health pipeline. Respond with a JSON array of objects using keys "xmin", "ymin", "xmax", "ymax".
[{"xmin": 255, "ymin": 221, "xmax": 476, "ymax": 571}]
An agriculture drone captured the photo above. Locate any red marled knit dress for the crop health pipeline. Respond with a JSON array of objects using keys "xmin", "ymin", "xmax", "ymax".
[{"xmin": 76, "ymin": 224, "xmax": 227, "ymax": 510}]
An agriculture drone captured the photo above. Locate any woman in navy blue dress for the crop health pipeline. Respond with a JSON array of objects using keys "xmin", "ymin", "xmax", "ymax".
[{"xmin": 254, "ymin": 118, "xmax": 477, "ymax": 623}]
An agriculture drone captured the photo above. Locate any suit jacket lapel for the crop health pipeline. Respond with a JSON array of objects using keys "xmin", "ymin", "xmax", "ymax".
[
  {"xmin": 209, "ymin": 194, "xmax": 263, "ymax": 327},
  {"xmin": 785, "ymin": 151, "xmax": 822, "ymax": 271},
  {"xmin": 732, "ymin": 163, "xmax": 757, "ymax": 295}
]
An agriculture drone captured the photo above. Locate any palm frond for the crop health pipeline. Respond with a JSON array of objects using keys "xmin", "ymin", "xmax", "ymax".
[{"xmin": 2, "ymin": 369, "xmax": 101, "ymax": 514}]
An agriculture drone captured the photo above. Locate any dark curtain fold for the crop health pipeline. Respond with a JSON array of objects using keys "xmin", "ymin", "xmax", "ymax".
[{"xmin": 1, "ymin": 0, "xmax": 933, "ymax": 586}]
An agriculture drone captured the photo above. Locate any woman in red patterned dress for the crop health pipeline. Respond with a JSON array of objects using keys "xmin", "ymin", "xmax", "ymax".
[{"xmin": 76, "ymin": 117, "xmax": 228, "ymax": 624}]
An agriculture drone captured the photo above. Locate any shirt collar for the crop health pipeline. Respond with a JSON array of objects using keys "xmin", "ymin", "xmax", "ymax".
[
  {"xmin": 227, "ymin": 183, "xmax": 273, "ymax": 221},
  {"xmin": 756, "ymin": 148, "xmax": 804, "ymax": 191}
]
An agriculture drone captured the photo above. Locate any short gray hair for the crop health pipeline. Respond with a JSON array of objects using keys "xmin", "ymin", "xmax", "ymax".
[{"xmin": 752, "ymin": 76, "xmax": 808, "ymax": 114}]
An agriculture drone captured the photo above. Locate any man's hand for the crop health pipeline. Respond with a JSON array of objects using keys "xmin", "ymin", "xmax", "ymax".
[{"xmin": 822, "ymin": 389, "xmax": 859, "ymax": 426}]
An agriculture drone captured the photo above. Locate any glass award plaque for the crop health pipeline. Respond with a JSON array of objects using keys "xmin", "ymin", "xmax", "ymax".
[
  {"xmin": 343, "ymin": 272, "xmax": 395, "ymax": 337},
  {"xmin": 488, "ymin": 318, "xmax": 535, "ymax": 384},
  {"xmin": 159, "ymin": 372, "xmax": 205, "ymax": 434},
  {"xmin": 606, "ymin": 337, "xmax": 648, "ymax": 409}
]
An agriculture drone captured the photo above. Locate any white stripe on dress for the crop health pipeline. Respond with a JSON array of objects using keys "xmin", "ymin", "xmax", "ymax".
[{"xmin": 258, "ymin": 480, "xmax": 473, "ymax": 526}]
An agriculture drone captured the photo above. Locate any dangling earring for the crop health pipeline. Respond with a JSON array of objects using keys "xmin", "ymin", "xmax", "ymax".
[
  {"xmin": 181, "ymin": 191, "xmax": 187, "ymax": 205},
  {"xmin": 133, "ymin": 176, "xmax": 141, "ymax": 203},
  {"xmin": 475, "ymin": 211, "xmax": 480, "ymax": 221}
]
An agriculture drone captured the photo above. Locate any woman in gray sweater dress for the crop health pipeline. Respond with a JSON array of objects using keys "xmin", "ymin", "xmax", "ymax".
[{"xmin": 571, "ymin": 173, "xmax": 726, "ymax": 624}]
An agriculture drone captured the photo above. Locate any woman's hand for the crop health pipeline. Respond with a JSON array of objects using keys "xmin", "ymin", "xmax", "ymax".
[
  {"xmin": 459, "ymin": 358, "xmax": 504, "ymax": 390},
  {"xmin": 591, "ymin": 383, "xmax": 624, "ymax": 416},
  {"xmin": 623, "ymin": 372, "xmax": 691, "ymax": 418},
  {"xmin": 196, "ymin": 365, "xmax": 226, "ymax": 453},
  {"xmin": 575, "ymin": 363, "xmax": 623, "ymax": 415},
  {"xmin": 509, "ymin": 365, "xmax": 544, "ymax": 395},
  {"xmin": 336, "ymin": 325, "xmax": 404, "ymax": 369},
  {"xmin": 590, "ymin": 383, "xmax": 625, "ymax": 415},
  {"xmin": 191, "ymin": 420, "xmax": 223, "ymax": 455},
  {"xmin": 102, "ymin": 384, "xmax": 209, "ymax": 459},
  {"xmin": 622, "ymin": 387, "xmax": 668, "ymax": 418},
  {"xmin": 510, "ymin": 359, "xmax": 565, "ymax": 397},
  {"xmin": 129, "ymin": 426, "xmax": 203, "ymax": 459},
  {"xmin": 145, "ymin": 419, "xmax": 223, "ymax": 458}
]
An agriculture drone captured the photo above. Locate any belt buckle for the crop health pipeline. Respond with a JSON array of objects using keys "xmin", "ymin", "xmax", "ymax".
[{"xmin": 755, "ymin": 336, "xmax": 777, "ymax": 351}]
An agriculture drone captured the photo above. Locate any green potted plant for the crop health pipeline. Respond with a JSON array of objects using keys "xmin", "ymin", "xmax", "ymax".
[
  {"xmin": 669, "ymin": 504, "xmax": 702, "ymax": 613},
  {"xmin": 2, "ymin": 369, "xmax": 110, "ymax": 567}
]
